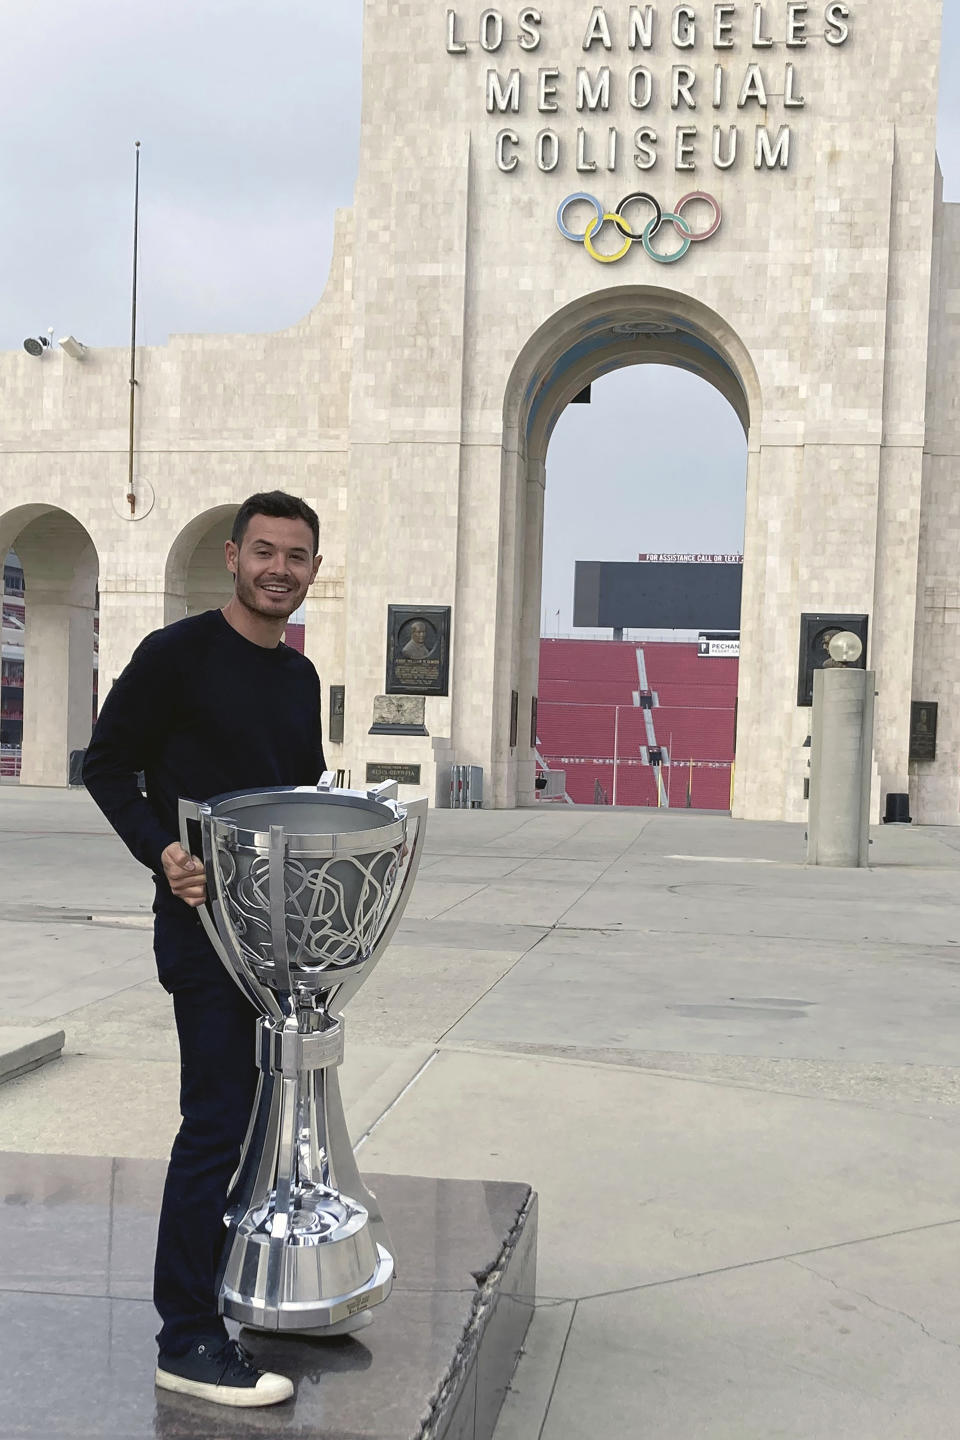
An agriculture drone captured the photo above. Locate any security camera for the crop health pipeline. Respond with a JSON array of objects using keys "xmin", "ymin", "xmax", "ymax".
[
  {"xmin": 59, "ymin": 335, "xmax": 88, "ymax": 361},
  {"xmin": 23, "ymin": 336, "xmax": 50, "ymax": 357}
]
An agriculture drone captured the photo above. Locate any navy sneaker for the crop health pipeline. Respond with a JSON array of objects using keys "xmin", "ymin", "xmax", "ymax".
[{"xmin": 155, "ymin": 1337, "xmax": 294, "ymax": 1408}]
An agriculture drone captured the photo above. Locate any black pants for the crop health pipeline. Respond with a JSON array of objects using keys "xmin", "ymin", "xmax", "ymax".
[{"xmin": 153, "ymin": 903, "xmax": 258, "ymax": 1357}]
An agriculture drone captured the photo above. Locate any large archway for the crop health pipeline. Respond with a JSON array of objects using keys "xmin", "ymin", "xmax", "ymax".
[
  {"xmin": 0, "ymin": 504, "xmax": 99, "ymax": 786},
  {"xmin": 493, "ymin": 286, "xmax": 762, "ymax": 810},
  {"xmin": 538, "ymin": 365, "xmax": 748, "ymax": 808}
]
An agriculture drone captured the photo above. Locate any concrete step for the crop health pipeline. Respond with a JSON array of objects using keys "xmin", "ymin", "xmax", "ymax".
[{"xmin": 0, "ymin": 1027, "xmax": 65, "ymax": 1085}]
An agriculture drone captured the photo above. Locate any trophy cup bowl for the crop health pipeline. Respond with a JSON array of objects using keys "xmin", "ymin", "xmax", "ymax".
[{"xmin": 178, "ymin": 774, "xmax": 428, "ymax": 1336}]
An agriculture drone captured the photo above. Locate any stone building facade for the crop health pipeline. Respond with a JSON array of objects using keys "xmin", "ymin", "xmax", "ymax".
[{"xmin": 0, "ymin": 0, "xmax": 958, "ymax": 821}]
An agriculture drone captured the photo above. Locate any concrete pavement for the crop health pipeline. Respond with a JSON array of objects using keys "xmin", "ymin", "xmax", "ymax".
[{"xmin": 1, "ymin": 786, "xmax": 959, "ymax": 1436}]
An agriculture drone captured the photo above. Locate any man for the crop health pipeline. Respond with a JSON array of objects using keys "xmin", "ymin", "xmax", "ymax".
[
  {"xmin": 400, "ymin": 619, "xmax": 433, "ymax": 660},
  {"xmin": 84, "ymin": 491, "xmax": 325, "ymax": 1408},
  {"xmin": 819, "ymin": 629, "xmax": 842, "ymax": 670}
]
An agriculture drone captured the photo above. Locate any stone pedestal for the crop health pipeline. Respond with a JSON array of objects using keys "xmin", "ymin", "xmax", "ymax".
[
  {"xmin": 0, "ymin": 1152, "xmax": 537, "ymax": 1440},
  {"xmin": 807, "ymin": 669, "xmax": 875, "ymax": 868}
]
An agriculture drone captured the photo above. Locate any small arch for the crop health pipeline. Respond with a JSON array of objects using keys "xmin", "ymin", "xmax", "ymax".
[
  {"xmin": 165, "ymin": 505, "xmax": 238, "ymax": 621},
  {"xmin": 0, "ymin": 503, "xmax": 100, "ymax": 786}
]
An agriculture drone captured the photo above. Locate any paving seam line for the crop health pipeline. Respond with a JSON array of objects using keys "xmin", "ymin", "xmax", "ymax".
[
  {"xmin": 536, "ymin": 1297, "xmax": 578, "ymax": 1440},
  {"xmin": 352, "ymin": 1049, "xmax": 440, "ymax": 1152},
  {"xmin": 566, "ymin": 1215, "xmax": 960, "ymax": 1306},
  {"xmin": 435, "ymin": 1040, "xmax": 960, "ymax": 1110},
  {"xmin": 433, "ymin": 930, "xmax": 554, "ymax": 1044}
]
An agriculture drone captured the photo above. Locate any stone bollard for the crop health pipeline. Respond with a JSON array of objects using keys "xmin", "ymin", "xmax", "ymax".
[{"xmin": 807, "ymin": 667, "xmax": 875, "ymax": 867}]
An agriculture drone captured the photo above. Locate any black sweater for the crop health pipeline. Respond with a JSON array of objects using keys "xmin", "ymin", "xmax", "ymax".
[{"xmin": 84, "ymin": 609, "xmax": 326, "ymax": 903}]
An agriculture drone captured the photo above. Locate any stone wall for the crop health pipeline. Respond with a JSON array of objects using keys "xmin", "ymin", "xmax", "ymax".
[
  {"xmin": 0, "ymin": 213, "xmax": 353, "ymax": 785},
  {"xmin": 914, "ymin": 182, "xmax": 960, "ymax": 822}
]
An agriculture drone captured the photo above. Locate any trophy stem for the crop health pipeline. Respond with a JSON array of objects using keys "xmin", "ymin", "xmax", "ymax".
[
  {"xmin": 219, "ymin": 1012, "xmax": 394, "ymax": 1332},
  {"xmin": 264, "ymin": 1058, "xmax": 298, "ymax": 1313},
  {"xmin": 320, "ymin": 1062, "xmax": 396, "ymax": 1267}
]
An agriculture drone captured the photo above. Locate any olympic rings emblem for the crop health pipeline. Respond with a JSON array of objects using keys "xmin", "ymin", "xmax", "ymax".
[{"xmin": 556, "ymin": 191, "xmax": 722, "ymax": 265}]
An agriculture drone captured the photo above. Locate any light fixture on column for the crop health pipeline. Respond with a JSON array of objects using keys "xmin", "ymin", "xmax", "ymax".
[
  {"xmin": 827, "ymin": 631, "xmax": 864, "ymax": 665},
  {"xmin": 59, "ymin": 335, "xmax": 88, "ymax": 361},
  {"xmin": 22, "ymin": 336, "xmax": 50, "ymax": 357}
]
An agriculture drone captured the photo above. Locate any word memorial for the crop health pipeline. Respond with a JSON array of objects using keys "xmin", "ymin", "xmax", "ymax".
[{"xmin": 446, "ymin": 3, "xmax": 854, "ymax": 180}]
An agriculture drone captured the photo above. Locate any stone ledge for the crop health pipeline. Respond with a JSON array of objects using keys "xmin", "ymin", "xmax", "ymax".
[
  {"xmin": 0, "ymin": 1028, "xmax": 65, "ymax": 1085},
  {"xmin": 0, "ymin": 1153, "xmax": 537, "ymax": 1440}
]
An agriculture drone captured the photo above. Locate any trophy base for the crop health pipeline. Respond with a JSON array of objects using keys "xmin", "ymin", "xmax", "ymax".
[
  {"xmin": 242, "ymin": 1310, "xmax": 375, "ymax": 1339},
  {"xmin": 221, "ymin": 1241, "xmax": 394, "ymax": 1333}
]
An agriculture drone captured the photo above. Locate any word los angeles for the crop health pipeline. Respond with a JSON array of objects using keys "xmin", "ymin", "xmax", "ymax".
[{"xmin": 446, "ymin": 4, "xmax": 853, "ymax": 174}]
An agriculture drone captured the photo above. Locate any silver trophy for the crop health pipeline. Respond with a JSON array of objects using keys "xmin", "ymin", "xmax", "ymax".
[{"xmin": 178, "ymin": 774, "xmax": 427, "ymax": 1336}]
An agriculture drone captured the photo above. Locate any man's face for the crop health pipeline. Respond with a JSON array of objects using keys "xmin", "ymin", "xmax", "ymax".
[
  {"xmin": 225, "ymin": 514, "xmax": 321, "ymax": 620},
  {"xmin": 411, "ymin": 622, "xmax": 427, "ymax": 646}
]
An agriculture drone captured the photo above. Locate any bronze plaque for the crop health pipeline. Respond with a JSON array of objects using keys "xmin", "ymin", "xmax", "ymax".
[
  {"xmin": 910, "ymin": 701, "xmax": 938, "ymax": 761},
  {"xmin": 328, "ymin": 685, "xmax": 345, "ymax": 745},
  {"xmin": 366, "ymin": 762, "xmax": 422, "ymax": 786},
  {"xmin": 797, "ymin": 612, "xmax": 868, "ymax": 707},
  {"xmin": 386, "ymin": 605, "xmax": 451, "ymax": 696}
]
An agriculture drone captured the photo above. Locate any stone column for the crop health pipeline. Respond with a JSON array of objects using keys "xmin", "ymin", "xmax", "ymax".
[
  {"xmin": 18, "ymin": 563, "xmax": 97, "ymax": 787},
  {"xmin": 450, "ymin": 441, "xmax": 514, "ymax": 809},
  {"xmin": 517, "ymin": 461, "xmax": 546, "ymax": 808},
  {"xmin": 96, "ymin": 578, "xmax": 175, "ymax": 707},
  {"xmin": 807, "ymin": 668, "xmax": 875, "ymax": 868},
  {"xmin": 303, "ymin": 571, "xmax": 346, "ymax": 777}
]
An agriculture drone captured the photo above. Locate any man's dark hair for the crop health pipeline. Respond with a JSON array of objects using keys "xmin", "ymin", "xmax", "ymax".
[{"xmin": 231, "ymin": 492, "xmax": 320, "ymax": 556}]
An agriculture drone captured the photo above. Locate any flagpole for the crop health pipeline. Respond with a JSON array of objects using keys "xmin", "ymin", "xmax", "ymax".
[{"xmin": 126, "ymin": 141, "xmax": 141, "ymax": 515}]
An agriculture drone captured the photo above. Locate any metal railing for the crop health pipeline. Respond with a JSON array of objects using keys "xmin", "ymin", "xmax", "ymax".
[{"xmin": 0, "ymin": 747, "xmax": 22, "ymax": 779}]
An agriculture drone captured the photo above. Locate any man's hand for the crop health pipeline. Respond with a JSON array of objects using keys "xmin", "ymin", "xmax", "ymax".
[{"xmin": 161, "ymin": 842, "xmax": 206, "ymax": 907}]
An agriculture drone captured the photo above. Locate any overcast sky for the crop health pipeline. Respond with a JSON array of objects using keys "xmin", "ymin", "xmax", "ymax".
[{"xmin": 2, "ymin": 2, "xmax": 958, "ymax": 627}]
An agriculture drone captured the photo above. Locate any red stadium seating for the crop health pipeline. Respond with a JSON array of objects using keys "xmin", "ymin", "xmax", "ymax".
[{"xmin": 537, "ymin": 639, "xmax": 738, "ymax": 810}]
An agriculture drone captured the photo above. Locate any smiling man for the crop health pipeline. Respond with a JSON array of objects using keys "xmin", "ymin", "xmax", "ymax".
[{"xmin": 83, "ymin": 491, "xmax": 325, "ymax": 1409}]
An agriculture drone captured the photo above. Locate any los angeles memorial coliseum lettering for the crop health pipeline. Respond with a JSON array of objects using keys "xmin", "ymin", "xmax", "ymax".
[{"xmin": 445, "ymin": 4, "xmax": 853, "ymax": 174}]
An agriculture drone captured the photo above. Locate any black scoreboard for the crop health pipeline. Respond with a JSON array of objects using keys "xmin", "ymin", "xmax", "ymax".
[{"xmin": 573, "ymin": 560, "xmax": 742, "ymax": 631}]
